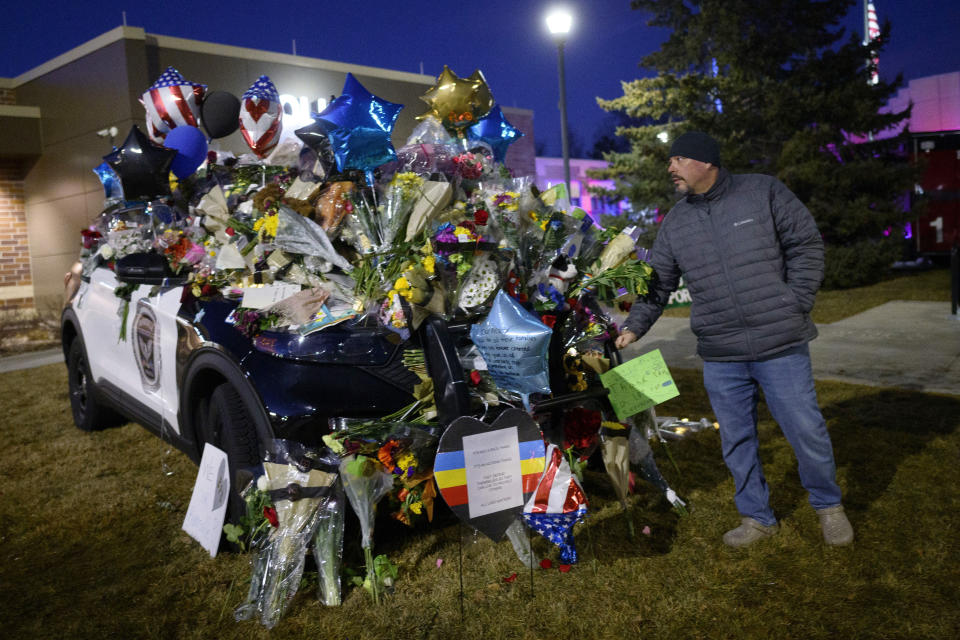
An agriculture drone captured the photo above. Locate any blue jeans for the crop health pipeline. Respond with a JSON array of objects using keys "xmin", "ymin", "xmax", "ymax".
[{"xmin": 702, "ymin": 344, "xmax": 842, "ymax": 526}]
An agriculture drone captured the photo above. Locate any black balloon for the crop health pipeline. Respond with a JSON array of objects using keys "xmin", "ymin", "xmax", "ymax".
[
  {"xmin": 103, "ymin": 125, "xmax": 177, "ymax": 201},
  {"xmin": 295, "ymin": 121, "xmax": 337, "ymax": 177},
  {"xmin": 200, "ymin": 90, "xmax": 241, "ymax": 139}
]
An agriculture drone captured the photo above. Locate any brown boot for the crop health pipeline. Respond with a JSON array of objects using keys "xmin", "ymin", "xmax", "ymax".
[
  {"xmin": 722, "ymin": 517, "xmax": 779, "ymax": 548},
  {"xmin": 817, "ymin": 505, "xmax": 854, "ymax": 545}
]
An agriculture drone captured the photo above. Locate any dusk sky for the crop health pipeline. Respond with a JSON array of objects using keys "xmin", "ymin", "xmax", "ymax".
[{"xmin": 4, "ymin": 1, "xmax": 960, "ymax": 156}]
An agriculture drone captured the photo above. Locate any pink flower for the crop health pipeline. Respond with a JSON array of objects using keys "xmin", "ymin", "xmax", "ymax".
[{"xmin": 183, "ymin": 242, "xmax": 206, "ymax": 265}]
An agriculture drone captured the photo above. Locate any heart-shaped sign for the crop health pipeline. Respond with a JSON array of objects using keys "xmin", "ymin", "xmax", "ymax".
[{"xmin": 434, "ymin": 408, "xmax": 545, "ymax": 541}]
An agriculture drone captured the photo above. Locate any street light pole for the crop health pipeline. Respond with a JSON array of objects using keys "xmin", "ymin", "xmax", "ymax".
[
  {"xmin": 556, "ymin": 39, "xmax": 571, "ymax": 199},
  {"xmin": 546, "ymin": 8, "xmax": 573, "ymax": 199}
]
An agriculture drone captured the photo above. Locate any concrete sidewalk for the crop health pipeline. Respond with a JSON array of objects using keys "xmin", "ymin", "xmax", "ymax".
[
  {"xmin": 622, "ymin": 300, "xmax": 960, "ymax": 396},
  {"xmin": 3, "ymin": 301, "xmax": 959, "ymax": 395},
  {"xmin": 0, "ymin": 347, "xmax": 64, "ymax": 373}
]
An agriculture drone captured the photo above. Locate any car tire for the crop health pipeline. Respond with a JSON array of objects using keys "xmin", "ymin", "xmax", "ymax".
[
  {"xmin": 67, "ymin": 338, "xmax": 123, "ymax": 431},
  {"xmin": 203, "ymin": 383, "xmax": 263, "ymax": 527}
]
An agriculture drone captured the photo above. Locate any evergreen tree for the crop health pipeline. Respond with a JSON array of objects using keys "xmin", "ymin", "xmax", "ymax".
[{"xmin": 590, "ymin": 0, "xmax": 919, "ymax": 287}]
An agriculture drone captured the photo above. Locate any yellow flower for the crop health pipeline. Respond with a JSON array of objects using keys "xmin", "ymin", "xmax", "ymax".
[
  {"xmin": 409, "ymin": 501, "xmax": 423, "ymax": 515},
  {"xmin": 422, "ymin": 255, "xmax": 435, "ymax": 274},
  {"xmin": 453, "ymin": 226, "xmax": 472, "ymax": 238},
  {"xmin": 394, "ymin": 276, "xmax": 410, "ymax": 291},
  {"xmin": 397, "ymin": 451, "xmax": 416, "ymax": 471},
  {"xmin": 253, "ymin": 213, "xmax": 279, "ymax": 239}
]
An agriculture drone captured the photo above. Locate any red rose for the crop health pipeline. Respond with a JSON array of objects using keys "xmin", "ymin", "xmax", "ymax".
[
  {"xmin": 558, "ymin": 564, "xmax": 572, "ymax": 573},
  {"xmin": 225, "ymin": 227, "xmax": 235, "ymax": 237},
  {"xmin": 474, "ymin": 209, "xmax": 489, "ymax": 225},
  {"xmin": 540, "ymin": 558, "xmax": 553, "ymax": 569},
  {"xmin": 469, "ymin": 370, "xmax": 483, "ymax": 386},
  {"xmin": 540, "ymin": 315, "xmax": 557, "ymax": 328},
  {"xmin": 263, "ymin": 506, "xmax": 279, "ymax": 528},
  {"xmin": 503, "ymin": 572, "xmax": 518, "ymax": 583}
]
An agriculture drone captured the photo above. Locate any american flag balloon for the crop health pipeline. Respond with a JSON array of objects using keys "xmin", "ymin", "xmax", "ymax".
[
  {"xmin": 140, "ymin": 67, "xmax": 206, "ymax": 144},
  {"xmin": 239, "ymin": 75, "xmax": 283, "ymax": 158},
  {"xmin": 522, "ymin": 443, "xmax": 588, "ymax": 564}
]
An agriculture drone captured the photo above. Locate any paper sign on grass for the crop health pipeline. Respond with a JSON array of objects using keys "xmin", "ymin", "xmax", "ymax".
[
  {"xmin": 182, "ymin": 443, "xmax": 230, "ymax": 557},
  {"xmin": 600, "ymin": 348, "xmax": 679, "ymax": 421}
]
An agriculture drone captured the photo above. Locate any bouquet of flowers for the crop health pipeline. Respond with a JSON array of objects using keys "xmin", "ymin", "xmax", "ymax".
[
  {"xmin": 235, "ymin": 440, "xmax": 340, "ymax": 629},
  {"xmin": 339, "ymin": 454, "xmax": 394, "ymax": 604}
]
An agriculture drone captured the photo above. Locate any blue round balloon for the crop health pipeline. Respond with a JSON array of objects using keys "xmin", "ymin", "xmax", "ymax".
[
  {"xmin": 470, "ymin": 290, "xmax": 552, "ymax": 398},
  {"xmin": 164, "ymin": 125, "xmax": 208, "ymax": 179},
  {"xmin": 467, "ymin": 105, "xmax": 523, "ymax": 164},
  {"xmin": 313, "ymin": 73, "xmax": 403, "ymax": 173}
]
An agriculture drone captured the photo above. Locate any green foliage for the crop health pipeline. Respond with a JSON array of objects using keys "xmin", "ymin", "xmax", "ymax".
[
  {"xmin": 822, "ymin": 236, "xmax": 901, "ymax": 290},
  {"xmin": 595, "ymin": 0, "xmax": 921, "ymax": 287}
]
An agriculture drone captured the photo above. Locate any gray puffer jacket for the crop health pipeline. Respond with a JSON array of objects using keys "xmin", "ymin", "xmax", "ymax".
[{"xmin": 623, "ymin": 168, "xmax": 823, "ymax": 361}]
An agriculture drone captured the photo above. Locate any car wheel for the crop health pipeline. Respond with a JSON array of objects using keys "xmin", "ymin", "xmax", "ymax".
[
  {"xmin": 67, "ymin": 338, "xmax": 123, "ymax": 431},
  {"xmin": 203, "ymin": 383, "xmax": 263, "ymax": 527}
]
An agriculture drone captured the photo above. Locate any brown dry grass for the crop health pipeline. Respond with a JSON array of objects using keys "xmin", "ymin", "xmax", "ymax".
[{"xmin": 1, "ymin": 364, "xmax": 958, "ymax": 639}]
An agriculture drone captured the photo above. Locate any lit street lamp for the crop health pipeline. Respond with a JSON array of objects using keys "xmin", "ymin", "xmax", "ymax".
[{"xmin": 546, "ymin": 7, "xmax": 573, "ymax": 199}]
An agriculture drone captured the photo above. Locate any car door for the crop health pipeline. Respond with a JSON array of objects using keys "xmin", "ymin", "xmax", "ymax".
[{"xmin": 76, "ymin": 267, "xmax": 183, "ymax": 435}]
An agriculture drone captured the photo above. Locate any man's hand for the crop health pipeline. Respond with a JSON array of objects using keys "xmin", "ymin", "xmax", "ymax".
[{"xmin": 614, "ymin": 328, "xmax": 638, "ymax": 349}]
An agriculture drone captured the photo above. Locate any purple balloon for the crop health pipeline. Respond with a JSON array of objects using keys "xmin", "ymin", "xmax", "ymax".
[{"xmin": 164, "ymin": 125, "xmax": 208, "ymax": 179}]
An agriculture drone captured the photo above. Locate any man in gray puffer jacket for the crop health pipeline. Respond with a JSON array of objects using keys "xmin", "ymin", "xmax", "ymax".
[{"xmin": 615, "ymin": 131, "xmax": 853, "ymax": 547}]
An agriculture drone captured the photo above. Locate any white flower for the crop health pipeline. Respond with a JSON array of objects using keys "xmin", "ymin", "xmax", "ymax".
[
  {"xmin": 98, "ymin": 244, "xmax": 115, "ymax": 259},
  {"xmin": 256, "ymin": 474, "xmax": 269, "ymax": 493}
]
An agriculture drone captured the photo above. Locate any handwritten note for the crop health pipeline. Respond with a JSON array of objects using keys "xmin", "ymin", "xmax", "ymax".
[
  {"xmin": 462, "ymin": 427, "xmax": 523, "ymax": 519},
  {"xmin": 600, "ymin": 348, "xmax": 679, "ymax": 421},
  {"xmin": 470, "ymin": 325, "xmax": 549, "ymax": 392},
  {"xmin": 182, "ymin": 443, "xmax": 230, "ymax": 557},
  {"xmin": 240, "ymin": 282, "xmax": 302, "ymax": 309}
]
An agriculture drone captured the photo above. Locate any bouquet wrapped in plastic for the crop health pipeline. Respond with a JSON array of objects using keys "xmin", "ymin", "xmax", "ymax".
[
  {"xmin": 312, "ymin": 477, "xmax": 346, "ymax": 606},
  {"xmin": 234, "ymin": 440, "xmax": 340, "ymax": 628},
  {"xmin": 339, "ymin": 454, "xmax": 394, "ymax": 604}
]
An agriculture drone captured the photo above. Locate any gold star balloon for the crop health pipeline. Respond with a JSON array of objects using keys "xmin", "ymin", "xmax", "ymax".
[{"xmin": 418, "ymin": 66, "xmax": 495, "ymax": 133}]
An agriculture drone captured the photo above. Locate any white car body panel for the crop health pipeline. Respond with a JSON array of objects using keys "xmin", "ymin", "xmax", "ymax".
[{"xmin": 75, "ymin": 268, "xmax": 183, "ymax": 434}]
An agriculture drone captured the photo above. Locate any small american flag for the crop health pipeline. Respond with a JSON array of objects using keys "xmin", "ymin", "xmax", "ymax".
[
  {"xmin": 140, "ymin": 67, "xmax": 206, "ymax": 144},
  {"xmin": 522, "ymin": 444, "xmax": 588, "ymax": 563}
]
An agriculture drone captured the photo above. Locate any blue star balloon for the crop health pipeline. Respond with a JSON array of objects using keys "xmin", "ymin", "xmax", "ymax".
[
  {"xmin": 467, "ymin": 105, "xmax": 523, "ymax": 163},
  {"xmin": 470, "ymin": 290, "xmax": 551, "ymax": 402},
  {"xmin": 92, "ymin": 162, "xmax": 123, "ymax": 201},
  {"xmin": 312, "ymin": 73, "xmax": 403, "ymax": 175}
]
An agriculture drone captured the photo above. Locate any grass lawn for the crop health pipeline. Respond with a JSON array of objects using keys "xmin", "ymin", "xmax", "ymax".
[
  {"xmin": 662, "ymin": 267, "xmax": 952, "ymax": 324},
  {"xmin": 2, "ymin": 364, "xmax": 957, "ymax": 639}
]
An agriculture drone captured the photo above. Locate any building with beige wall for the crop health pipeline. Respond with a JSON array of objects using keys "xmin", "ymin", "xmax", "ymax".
[{"xmin": 0, "ymin": 26, "xmax": 537, "ymax": 312}]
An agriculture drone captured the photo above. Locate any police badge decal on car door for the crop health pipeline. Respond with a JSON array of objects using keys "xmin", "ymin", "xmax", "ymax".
[{"xmin": 133, "ymin": 298, "xmax": 161, "ymax": 392}]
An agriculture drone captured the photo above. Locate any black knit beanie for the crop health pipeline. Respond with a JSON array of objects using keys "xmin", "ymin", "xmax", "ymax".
[{"xmin": 669, "ymin": 131, "xmax": 720, "ymax": 166}]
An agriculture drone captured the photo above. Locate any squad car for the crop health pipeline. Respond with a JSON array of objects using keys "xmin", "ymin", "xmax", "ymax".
[{"xmin": 61, "ymin": 252, "xmax": 470, "ymax": 515}]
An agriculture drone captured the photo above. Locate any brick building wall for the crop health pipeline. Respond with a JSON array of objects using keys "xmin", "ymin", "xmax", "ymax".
[{"xmin": 0, "ymin": 160, "xmax": 33, "ymax": 311}]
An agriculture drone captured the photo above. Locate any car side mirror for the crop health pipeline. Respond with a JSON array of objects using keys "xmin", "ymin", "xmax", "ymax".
[{"xmin": 115, "ymin": 252, "xmax": 187, "ymax": 286}]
